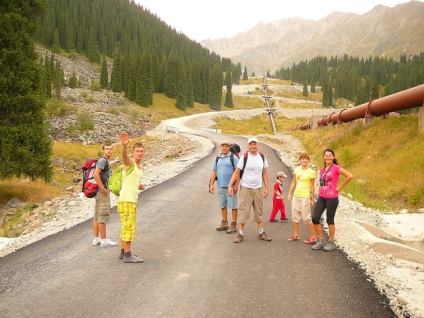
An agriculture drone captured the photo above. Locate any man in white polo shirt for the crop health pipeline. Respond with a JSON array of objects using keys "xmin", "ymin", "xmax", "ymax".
[{"xmin": 228, "ymin": 137, "xmax": 272, "ymax": 243}]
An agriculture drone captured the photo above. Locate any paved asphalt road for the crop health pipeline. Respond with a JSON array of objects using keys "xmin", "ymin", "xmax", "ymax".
[{"xmin": 0, "ymin": 133, "xmax": 396, "ymax": 318}]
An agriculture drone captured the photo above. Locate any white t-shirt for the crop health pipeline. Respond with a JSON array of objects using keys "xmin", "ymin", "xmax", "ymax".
[{"xmin": 237, "ymin": 152, "xmax": 269, "ymax": 189}]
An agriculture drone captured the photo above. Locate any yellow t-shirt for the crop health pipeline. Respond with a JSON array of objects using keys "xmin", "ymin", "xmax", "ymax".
[
  {"xmin": 293, "ymin": 167, "xmax": 315, "ymax": 198},
  {"xmin": 118, "ymin": 161, "xmax": 142, "ymax": 203}
]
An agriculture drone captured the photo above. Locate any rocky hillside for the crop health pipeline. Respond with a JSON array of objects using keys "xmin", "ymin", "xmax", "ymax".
[
  {"xmin": 201, "ymin": 1, "xmax": 424, "ymax": 74},
  {"xmin": 37, "ymin": 47, "xmax": 151, "ymax": 144}
]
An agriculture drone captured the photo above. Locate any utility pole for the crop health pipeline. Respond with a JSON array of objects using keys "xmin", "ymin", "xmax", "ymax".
[{"xmin": 261, "ymin": 76, "xmax": 277, "ymax": 133}]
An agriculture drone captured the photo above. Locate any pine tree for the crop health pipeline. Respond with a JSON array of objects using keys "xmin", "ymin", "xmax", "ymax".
[
  {"xmin": 136, "ymin": 51, "xmax": 153, "ymax": 107},
  {"xmin": 191, "ymin": 62, "xmax": 201, "ymax": 103},
  {"xmin": 87, "ymin": 25, "xmax": 100, "ymax": 63},
  {"xmin": 224, "ymin": 71, "xmax": 233, "ymax": 108},
  {"xmin": 68, "ymin": 71, "xmax": 78, "ymax": 88},
  {"xmin": 110, "ymin": 46, "xmax": 123, "ymax": 92},
  {"xmin": 126, "ymin": 55, "xmax": 137, "ymax": 101},
  {"xmin": 302, "ymin": 81, "xmax": 309, "ymax": 97},
  {"xmin": 185, "ymin": 64, "xmax": 194, "ymax": 108},
  {"xmin": 321, "ymin": 74, "xmax": 333, "ymax": 107},
  {"xmin": 52, "ymin": 28, "xmax": 60, "ymax": 52},
  {"xmin": 242, "ymin": 66, "xmax": 248, "ymax": 80},
  {"xmin": 100, "ymin": 54, "xmax": 108, "ymax": 89},
  {"xmin": 175, "ymin": 62, "xmax": 187, "ymax": 111},
  {"xmin": 209, "ymin": 63, "xmax": 223, "ymax": 110},
  {"xmin": 52, "ymin": 58, "xmax": 64, "ymax": 99},
  {"xmin": 371, "ymin": 81, "xmax": 380, "ymax": 99},
  {"xmin": 0, "ymin": 0, "xmax": 53, "ymax": 181},
  {"xmin": 164, "ymin": 47, "xmax": 179, "ymax": 98}
]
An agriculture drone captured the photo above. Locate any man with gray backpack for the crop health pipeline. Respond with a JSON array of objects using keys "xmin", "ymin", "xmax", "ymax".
[{"xmin": 209, "ymin": 141, "xmax": 239, "ymax": 234}]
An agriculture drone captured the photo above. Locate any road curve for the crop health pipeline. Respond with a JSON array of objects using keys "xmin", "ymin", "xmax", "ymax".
[{"xmin": 0, "ymin": 130, "xmax": 395, "ymax": 317}]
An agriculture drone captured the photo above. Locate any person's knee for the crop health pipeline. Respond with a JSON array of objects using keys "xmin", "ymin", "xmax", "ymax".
[{"xmin": 311, "ymin": 216, "xmax": 321, "ymax": 224}]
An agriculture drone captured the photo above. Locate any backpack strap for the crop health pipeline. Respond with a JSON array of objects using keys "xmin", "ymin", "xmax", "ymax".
[
  {"xmin": 240, "ymin": 151, "xmax": 265, "ymax": 178},
  {"xmin": 216, "ymin": 153, "xmax": 235, "ymax": 170}
]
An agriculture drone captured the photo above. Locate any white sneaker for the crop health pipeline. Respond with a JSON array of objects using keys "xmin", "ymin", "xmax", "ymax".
[
  {"xmin": 100, "ymin": 238, "xmax": 118, "ymax": 247},
  {"xmin": 92, "ymin": 237, "xmax": 101, "ymax": 246}
]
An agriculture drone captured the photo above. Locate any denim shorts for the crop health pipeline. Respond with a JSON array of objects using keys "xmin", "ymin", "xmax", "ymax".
[{"xmin": 218, "ymin": 186, "xmax": 238, "ymax": 210}]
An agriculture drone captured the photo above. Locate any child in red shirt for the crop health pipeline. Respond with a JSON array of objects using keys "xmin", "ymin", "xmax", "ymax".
[{"xmin": 269, "ymin": 171, "xmax": 287, "ymax": 222}]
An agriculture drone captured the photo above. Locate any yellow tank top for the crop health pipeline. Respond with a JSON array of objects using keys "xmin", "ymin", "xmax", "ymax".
[{"xmin": 118, "ymin": 161, "xmax": 142, "ymax": 203}]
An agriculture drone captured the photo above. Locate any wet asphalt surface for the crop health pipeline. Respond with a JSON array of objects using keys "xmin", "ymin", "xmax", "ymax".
[{"xmin": 0, "ymin": 133, "xmax": 396, "ymax": 318}]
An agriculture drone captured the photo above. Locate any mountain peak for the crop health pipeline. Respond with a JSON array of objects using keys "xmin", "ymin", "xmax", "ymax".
[{"xmin": 201, "ymin": 1, "xmax": 424, "ymax": 74}]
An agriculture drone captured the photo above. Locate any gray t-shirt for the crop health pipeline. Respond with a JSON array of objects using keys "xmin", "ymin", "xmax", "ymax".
[{"xmin": 95, "ymin": 157, "xmax": 110, "ymax": 190}]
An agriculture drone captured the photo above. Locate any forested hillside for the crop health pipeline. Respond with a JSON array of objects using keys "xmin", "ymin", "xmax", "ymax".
[
  {"xmin": 274, "ymin": 54, "xmax": 424, "ymax": 107},
  {"xmin": 35, "ymin": 0, "xmax": 241, "ymax": 111}
]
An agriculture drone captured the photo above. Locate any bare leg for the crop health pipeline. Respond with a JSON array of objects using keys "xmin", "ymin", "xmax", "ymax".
[
  {"xmin": 314, "ymin": 223, "xmax": 324, "ymax": 239},
  {"xmin": 231, "ymin": 209, "xmax": 238, "ymax": 223},
  {"xmin": 221, "ymin": 208, "xmax": 228, "ymax": 221},
  {"xmin": 98, "ymin": 222, "xmax": 106, "ymax": 239},
  {"xmin": 328, "ymin": 224, "xmax": 336, "ymax": 240},
  {"xmin": 293, "ymin": 222, "xmax": 299, "ymax": 237},
  {"xmin": 307, "ymin": 222, "xmax": 316, "ymax": 239},
  {"xmin": 92, "ymin": 220, "xmax": 99, "ymax": 237}
]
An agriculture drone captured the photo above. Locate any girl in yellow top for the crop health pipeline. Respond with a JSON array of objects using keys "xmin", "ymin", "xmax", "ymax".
[{"xmin": 287, "ymin": 153, "xmax": 317, "ymax": 244}]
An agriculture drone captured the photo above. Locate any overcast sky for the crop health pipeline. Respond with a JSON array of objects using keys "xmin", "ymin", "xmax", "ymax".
[{"xmin": 133, "ymin": 0, "xmax": 416, "ymax": 42}]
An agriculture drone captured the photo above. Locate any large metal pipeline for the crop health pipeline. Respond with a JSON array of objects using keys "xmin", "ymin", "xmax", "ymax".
[{"xmin": 291, "ymin": 84, "xmax": 424, "ymax": 130}]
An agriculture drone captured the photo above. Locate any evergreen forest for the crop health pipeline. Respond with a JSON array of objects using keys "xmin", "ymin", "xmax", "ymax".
[
  {"xmin": 35, "ymin": 0, "xmax": 242, "ymax": 111},
  {"xmin": 274, "ymin": 54, "xmax": 424, "ymax": 107}
]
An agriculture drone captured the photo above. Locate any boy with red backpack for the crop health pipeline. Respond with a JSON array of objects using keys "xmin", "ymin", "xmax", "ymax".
[{"xmin": 91, "ymin": 143, "xmax": 118, "ymax": 247}]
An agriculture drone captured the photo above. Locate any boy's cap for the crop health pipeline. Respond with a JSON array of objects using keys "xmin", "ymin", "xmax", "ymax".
[
  {"xmin": 276, "ymin": 171, "xmax": 287, "ymax": 178},
  {"xmin": 220, "ymin": 141, "xmax": 231, "ymax": 146},
  {"xmin": 247, "ymin": 137, "xmax": 258, "ymax": 144}
]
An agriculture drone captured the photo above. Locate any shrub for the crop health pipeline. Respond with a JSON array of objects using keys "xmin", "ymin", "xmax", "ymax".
[
  {"xmin": 74, "ymin": 112, "xmax": 94, "ymax": 131},
  {"xmin": 45, "ymin": 98, "xmax": 76, "ymax": 117},
  {"xmin": 90, "ymin": 81, "xmax": 101, "ymax": 92},
  {"xmin": 68, "ymin": 73, "xmax": 78, "ymax": 88}
]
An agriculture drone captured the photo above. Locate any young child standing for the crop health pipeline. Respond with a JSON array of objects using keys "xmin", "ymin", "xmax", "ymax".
[
  {"xmin": 287, "ymin": 153, "xmax": 317, "ymax": 244},
  {"xmin": 269, "ymin": 171, "xmax": 287, "ymax": 222}
]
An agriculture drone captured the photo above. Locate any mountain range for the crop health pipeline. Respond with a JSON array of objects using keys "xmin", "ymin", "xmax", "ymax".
[{"xmin": 201, "ymin": 1, "xmax": 424, "ymax": 75}]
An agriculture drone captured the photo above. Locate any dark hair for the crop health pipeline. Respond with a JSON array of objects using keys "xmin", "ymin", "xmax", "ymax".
[
  {"xmin": 323, "ymin": 148, "xmax": 338, "ymax": 165},
  {"xmin": 102, "ymin": 142, "xmax": 112, "ymax": 150}
]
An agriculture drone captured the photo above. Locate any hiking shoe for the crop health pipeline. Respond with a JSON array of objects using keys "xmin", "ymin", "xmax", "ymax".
[
  {"xmin": 226, "ymin": 222, "xmax": 237, "ymax": 234},
  {"xmin": 234, "ymin": 234, "xmax": 244, "ymax": 243},
  {"xmin": 258, "ymin": 232, "xmax": 272, "ymax": 241},
  {"xmin": 216, "ymin": 220, "xmax": 229, "ymax": 231},
  {"xmin": 123, "ymin": 254, "xmax": 144, "ymax": 263},
  {"xmin": 323, "ymin": 240, "xmax": 337, "ymax": 252},
  {"xmin": 92, "ymin": 237, "xmax": 100, "ymax": 246},
  {"xmin": 311, "ymin": 238, "xmax": 327, "ymax": 250},
  {"xmin": 100, "ymin": 238, "xmax": 118, "ymax": 247}
]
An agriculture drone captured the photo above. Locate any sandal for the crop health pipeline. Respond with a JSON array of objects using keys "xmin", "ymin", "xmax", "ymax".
[
  {"xmin": 304, "ymin": 237, "xmax": 317, "ymax": 244},
  {"xmin": 288, "ymin": 236, "xmax": 299, "ymax": 242}
]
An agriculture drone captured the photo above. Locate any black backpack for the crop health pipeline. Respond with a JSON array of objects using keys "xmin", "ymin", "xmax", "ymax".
[
  {"xmin": 229, "ymin": 143, "xmax": 241, "ymax": 158},
  {"xmin": 240, "ymin": 151, "xmax": 265, "ymax": 179}
]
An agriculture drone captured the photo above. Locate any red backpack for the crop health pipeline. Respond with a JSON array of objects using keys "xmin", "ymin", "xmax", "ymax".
[{"xmin": 81, "ymin": 158, "xmax": 99, "ymax": 198}]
